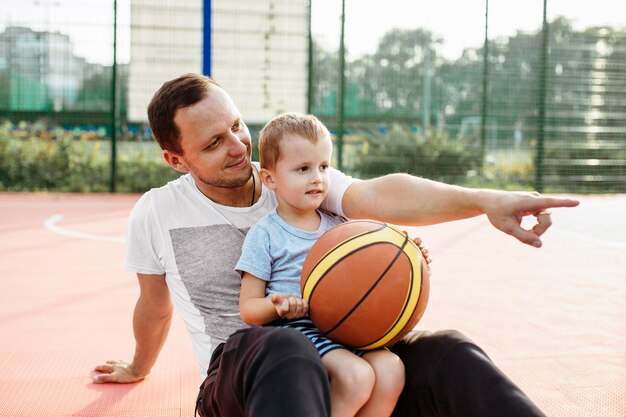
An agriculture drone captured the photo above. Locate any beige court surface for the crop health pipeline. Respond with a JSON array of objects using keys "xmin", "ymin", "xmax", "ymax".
[{"xmin": 0, "ymin": 192, "xmax": 624, "ymax": 416}]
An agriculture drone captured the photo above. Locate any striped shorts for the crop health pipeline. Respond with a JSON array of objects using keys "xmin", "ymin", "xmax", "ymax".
[{"xmin": 269, "ymin": 317, "xmax": 365, "ymax": 357}]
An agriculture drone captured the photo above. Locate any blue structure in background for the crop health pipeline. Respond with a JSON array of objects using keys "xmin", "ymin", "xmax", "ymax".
[{"xmin": 203, "ymin": 0, "xmax": 211, "ymax": 76}]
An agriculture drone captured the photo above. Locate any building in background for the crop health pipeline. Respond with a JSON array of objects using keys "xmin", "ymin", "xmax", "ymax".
[
  {"xmin": 0, "ymin": 26, "xmax": 86, "ymax": 112},
  {"xmin": 0, "ymin": 25, "xmax": 124, "ymax": 115},
  {"xmin": 128, "ymin": 0, "xmax": 309, "ymax": 124}
]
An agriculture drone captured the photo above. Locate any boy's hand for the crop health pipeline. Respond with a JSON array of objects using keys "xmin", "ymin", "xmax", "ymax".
[
  {"xmin": 270, "ymin": 294, "xmax": 309, "ymax": 320},
  {"xmin": 411, "ymin": 235, "xmax": 432, "ymax": 265},
  {"xmin": 403, "ymin": 232, "xmax": 432, "ymax": 276}
]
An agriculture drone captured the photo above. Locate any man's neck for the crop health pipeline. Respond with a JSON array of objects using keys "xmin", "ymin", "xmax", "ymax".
[{"xmin": 194, "ymin": 172, "xmax": 257, "ymax": 208}]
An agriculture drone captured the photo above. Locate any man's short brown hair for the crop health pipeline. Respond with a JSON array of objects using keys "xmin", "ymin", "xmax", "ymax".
[
  {"xmin": 259, "ymin": 112, "xmax": 331, "ymax": 170},
  {"xmin": 147, "ymin": 73, "xmax": 219, "ymax": 154}
]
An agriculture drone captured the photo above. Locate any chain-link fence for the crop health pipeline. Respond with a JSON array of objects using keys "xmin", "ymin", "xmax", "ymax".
[{"xmin": 1, "ymin": 0, "xmax": 624, "ymax": 193}]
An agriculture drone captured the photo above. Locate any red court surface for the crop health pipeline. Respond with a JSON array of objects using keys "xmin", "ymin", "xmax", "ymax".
[{"xmin": 0, "ymin": 192, "xmax": 624, "ymax": 416}]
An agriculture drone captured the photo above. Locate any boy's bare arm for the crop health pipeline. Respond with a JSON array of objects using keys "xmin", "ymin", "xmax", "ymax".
[{"xmin": 239, "ymin": 273, "xmax": 308, "ymax": 325}]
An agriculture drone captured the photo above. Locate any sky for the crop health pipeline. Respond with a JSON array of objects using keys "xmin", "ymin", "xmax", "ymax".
[
  {"xmin": 0, "ymin": 0, "xmax": 622, "ymax": 65},
  {"xmin": 1, "ymin": 0, "xmax": 131, "ymax": 64},
  {"xmin": 312, "ymin": 0, "xmax": 623, "ymax": 59}
]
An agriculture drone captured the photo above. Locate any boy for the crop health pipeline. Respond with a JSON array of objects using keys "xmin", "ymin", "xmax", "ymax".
[{"xmin": 237, "ymin": 113, "xmax": 423, "ymax": 417}]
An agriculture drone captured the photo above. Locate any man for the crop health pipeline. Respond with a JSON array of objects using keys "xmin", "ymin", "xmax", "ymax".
[{"xmin": 93, "ymin": 73, "xmax": 578, "ymax": 417}]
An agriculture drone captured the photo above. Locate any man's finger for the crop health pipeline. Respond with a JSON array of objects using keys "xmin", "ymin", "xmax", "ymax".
[
  {"xmin": 509, "ymin": 224, "xmax": 542, "ymax": 247},
  {"xmin": 92, "ymin": 373, "xmax": 116, "ymax": 384},
  {"xmin": 532, "ymin": 212, "xmax": 552, "ymax": 236},
  {"xmin": 523, "ymin": 197, "xmax": 579, "ymax": 214},
  {"xmin": 94, "ymin": 364, "xmax": 115, "ymax": 373}
]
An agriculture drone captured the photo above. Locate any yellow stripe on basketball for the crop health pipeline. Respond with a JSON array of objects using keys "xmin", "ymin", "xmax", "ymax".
[{"xmin": 357, "ymin": 237, "xmax": 423, "ymax": 349}]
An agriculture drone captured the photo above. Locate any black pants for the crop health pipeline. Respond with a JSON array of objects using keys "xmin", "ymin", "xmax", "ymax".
[{"xmin": 196, "ymin": 327, "xmax": 545, "ymax": 417}]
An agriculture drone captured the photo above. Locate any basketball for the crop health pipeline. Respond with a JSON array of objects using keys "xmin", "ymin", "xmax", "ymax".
[{"xmin": 300, "ymin": 220, "xmax": 430, "ymax": 350}]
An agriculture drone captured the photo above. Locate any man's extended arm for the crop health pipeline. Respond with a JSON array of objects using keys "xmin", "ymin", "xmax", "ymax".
[
  {"xmin": 342, "ymin": 173, "xmax": 579, "ymax": 247},
  {"xmin": 92, "ymin": 273, "xmax": 173, "ymax": 383}
]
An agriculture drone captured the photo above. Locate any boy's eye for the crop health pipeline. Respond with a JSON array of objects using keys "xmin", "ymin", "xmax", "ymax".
[
  {"xmin": 298, "ymin": 166, "xmax": 309, "ymax": 172},
  {"xmin": 320, "ymin": 164, "xmax": 329, "ymax": 171}
]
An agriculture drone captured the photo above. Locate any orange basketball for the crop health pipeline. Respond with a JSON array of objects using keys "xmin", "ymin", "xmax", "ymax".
[{"xmin": 300, "ymin": 220, "xmax": 430, "ymax": 350}]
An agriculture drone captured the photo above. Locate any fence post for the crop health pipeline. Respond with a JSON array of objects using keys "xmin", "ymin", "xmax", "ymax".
[
  {"xmin": 336, "ymin": 0, "xmax": 346, "ymax": 171},
  {"xmin": 109, "ymin": 0, "xmax": 118, "ymax": 193},
  {"xmin": 535, "ymin": 0, "xmax": 548, "ymax": 192},
  {"xmin": 307, "ymin": 0, "xmax": 313, "ymax": 114},
  {"xmin": 203, "ymin": 0, "xmax": 212, "ymax": 76},
  {"xmin": 480, "ymin": 0, "xmax": 489, "ymax": 169}
]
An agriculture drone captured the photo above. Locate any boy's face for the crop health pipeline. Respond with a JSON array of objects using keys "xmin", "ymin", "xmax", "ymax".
[{"xmin": 263, "ymin": 134, "xmax": 333, "ymax": 213}]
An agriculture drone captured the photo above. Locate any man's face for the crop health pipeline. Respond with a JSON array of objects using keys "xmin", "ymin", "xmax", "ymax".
[
  {"xmin": 167, "ymin": 86, "xmax": 253, "ymax": 196},
  {"xmin": 264, "ymin": 134, "xmax": 333, "ymax": 214}
]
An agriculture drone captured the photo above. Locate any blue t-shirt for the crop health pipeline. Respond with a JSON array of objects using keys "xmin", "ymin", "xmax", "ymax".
[{"xmin": 235, "ymin": 209, "xmax": 345, "ymax": 296}]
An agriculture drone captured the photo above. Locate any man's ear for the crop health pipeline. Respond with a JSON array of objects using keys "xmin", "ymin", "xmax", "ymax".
[
  {"xmin": 163, "ymin": 150, "xmax": 189, "ymax": 173},
  {"xmin": 260, "ymin": 168, "xmax": 277, "ymax": 190}
]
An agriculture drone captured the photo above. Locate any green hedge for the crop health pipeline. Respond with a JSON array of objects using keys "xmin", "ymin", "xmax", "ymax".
[
  {"xmin": 0, "ymin": 135, "xmax": 180, "ymax": 192},
  {"xmin": 352, "ymin": 126, "xmax": 483, "ymax": 184}
]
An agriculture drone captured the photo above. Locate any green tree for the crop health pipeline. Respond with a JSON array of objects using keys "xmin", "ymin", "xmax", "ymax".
[
  {"xmin": 310, "ymin": 39, "xmax": 340, "ymax": 116},
  {"xmin": 351, "ymin": 29, "xmax": 442, "ymax": 118},
  {"xmin": 74, "ymin": 65, "xmax": 128, "ymax": 114}
]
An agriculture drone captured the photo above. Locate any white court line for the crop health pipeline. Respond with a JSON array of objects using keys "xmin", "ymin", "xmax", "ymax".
[
  {"xmin": 44, "ymin": 214, "xmax": 125, "ymax": 243},
  {"xmin": 41, "ymin": 213, "xmax": 624, "ymax": 249},
  {"xmin": 0, "ymin": 202, "xmax": 131, "ymax": 208}
]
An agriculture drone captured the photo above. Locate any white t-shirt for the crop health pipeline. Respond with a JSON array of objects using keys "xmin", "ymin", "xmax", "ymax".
[{"xmin": 124, "ymin": 165, "xmax": 357, "ymax": 376}]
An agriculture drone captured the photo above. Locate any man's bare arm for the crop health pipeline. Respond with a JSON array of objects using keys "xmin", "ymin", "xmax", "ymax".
[
  {"xmin": 92, "ymin": 273, "xmax": 173, "ymax": 383},
  {"xmin": 342, "ymin": 173, "xmax": 579, "ymax": 247}
]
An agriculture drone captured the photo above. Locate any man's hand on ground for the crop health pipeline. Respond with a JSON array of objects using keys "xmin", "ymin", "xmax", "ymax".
[{"xmin": 92, "ymin": 360, "xmax": 145, "ymax": 384}]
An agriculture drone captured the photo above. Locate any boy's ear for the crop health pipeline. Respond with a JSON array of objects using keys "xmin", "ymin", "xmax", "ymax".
[
  {"xmin": 163, "ymin": 150, "xmax": 189, "ymax": 173},
  {"xmin": 259, "ymin": 168, "xmax": 277, "ymax": 190}
]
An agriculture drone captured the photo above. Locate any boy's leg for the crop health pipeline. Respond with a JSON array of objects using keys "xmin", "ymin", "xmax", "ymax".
[
  {"xmin": 390, "ymin": 330, "xmax": 546, "ymax": 417},
  {"xmin": 322, "ymin": 349, "xmax": 375, "ymax": 417},
  {"xmin": 358, "ymin": 349, "xmax": 405, "ymax": 417},
  {"xmin": 197, "ymin": 327, "xmax": 330, "ymax": 417}
]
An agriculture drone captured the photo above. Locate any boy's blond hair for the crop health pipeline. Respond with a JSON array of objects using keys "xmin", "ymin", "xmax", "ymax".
[{"xmin": 259, "ymin": 112, "xmax": 331, "ymax": 170}]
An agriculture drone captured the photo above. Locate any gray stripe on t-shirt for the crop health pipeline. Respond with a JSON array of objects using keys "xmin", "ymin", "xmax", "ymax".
[{"xmin": 170, "ymin": 224, "xmax": 249, "ymax": 342}]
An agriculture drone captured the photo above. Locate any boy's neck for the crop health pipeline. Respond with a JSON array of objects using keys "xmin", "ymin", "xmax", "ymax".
[{"xmin": 275, "ymin": 206, "xmax": 321, "ymax": 232}]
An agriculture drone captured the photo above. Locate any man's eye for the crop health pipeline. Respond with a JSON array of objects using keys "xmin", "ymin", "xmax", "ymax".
[
  {"xmin": 207, "ymin": 138, "xmax": 221, "ymax": 149},
  {"xmin": 232, "ymin": 122, "xmax": 240, "ymax": 132}
]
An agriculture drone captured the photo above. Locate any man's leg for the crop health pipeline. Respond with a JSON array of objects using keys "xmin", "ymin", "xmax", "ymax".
[
  {"xmin": 197, "ymin": 326, "xmax": 330, "ymax": 417},
  {"xmin": 390, "ymin": 330, "xmax": 546, "ymax": 417}
]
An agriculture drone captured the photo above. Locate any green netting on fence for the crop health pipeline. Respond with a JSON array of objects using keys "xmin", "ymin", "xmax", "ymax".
[{"xmin": 1, "ymin": 0, "xmax": 624, "ymax": 193}]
